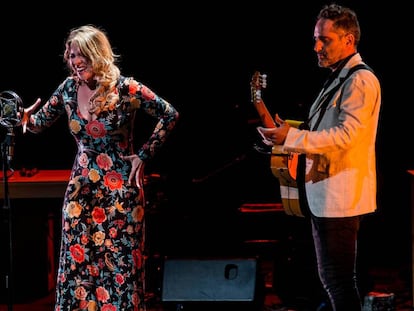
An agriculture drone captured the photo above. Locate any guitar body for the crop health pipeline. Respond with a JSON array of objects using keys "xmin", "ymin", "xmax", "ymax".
[
  {"xmin": 270, "ymin": 146, "xmax": 303, "ymax": 217},
  {"xmin": 251, "ymin": 71, "xmax": 305, "ymax": 217}
]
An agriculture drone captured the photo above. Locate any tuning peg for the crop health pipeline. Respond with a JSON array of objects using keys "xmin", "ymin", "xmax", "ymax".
[{"xmin": 261, "ymin": 74, "xmax": 267, "ymax": 88}]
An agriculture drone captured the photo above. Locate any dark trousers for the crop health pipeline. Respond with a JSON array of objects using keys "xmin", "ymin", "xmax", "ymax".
[{"xmin": 311, "ymin": 214, "xmax": 363, "ymax": 311}]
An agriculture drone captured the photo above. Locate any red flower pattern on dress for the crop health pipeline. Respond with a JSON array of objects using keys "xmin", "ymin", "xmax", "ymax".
[
  {"xmin": 92, "ymin": 206, "xmax": 107, "ymax": 224},
  {"xmin": 128, "ymin": 80, "xmax": 139, "ymax": 95},
  {"xmin": 74, "ymin": 286, "xmax": 87, "ymax": 300},
  {"xmin": 69, "ymin": 244, "xmax": 85, "ymax": 263},
  {"xmin": 97, "ymin": 153, "xmax": 113, "ymax": 171},
  {"xmin": 102, "ymin": 303, "xmax": 117, "ymax": 311},
  {"xmin": 79, "ymin": 300, "xmax": 88, "ymax": 309},
  {"xmin": 85, "ymin": 120, "xmax": 107, "ymax": 139},
  {"xmin": 87, "ymin": 265, "xmax": 100, "ymax": 277},
  {"xmin": 103, "ymin": 170, "xmax": 123, "ymax": 191},
  {"xmin": 96, "ymin": 286, "xmax": 110, "ymax": 303},
  {"xmin": 109, "ymin": 227, "xmax": 117, "ymax": 238},
  {"xmin": 115, "ymin": 273, "xmax": 125, "ymax": 285},
  {"xmin": 140, "ymin": 85, "xmax": 156, "ymax": 100}
]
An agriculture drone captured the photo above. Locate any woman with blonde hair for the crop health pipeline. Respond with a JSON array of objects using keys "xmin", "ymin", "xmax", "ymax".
[{"xmin": 23, "ymin": 24, "xmax": 179, "ymax": 311}]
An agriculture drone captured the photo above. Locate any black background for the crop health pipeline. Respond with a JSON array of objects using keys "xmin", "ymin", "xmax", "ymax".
[{"xmin": 0, "ymin": 1, "xmax": 412, "ymax": 266}]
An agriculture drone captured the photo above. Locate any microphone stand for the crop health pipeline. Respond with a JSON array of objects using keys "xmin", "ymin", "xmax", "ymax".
[{"xmin": 1, "ymin": 127, "xmax": 15, "ymax": 311}]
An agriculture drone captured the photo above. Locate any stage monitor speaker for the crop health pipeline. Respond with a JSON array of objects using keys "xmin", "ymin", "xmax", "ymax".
[{"xmin": 161, "ymin": 257, "xmax": 258, "ymax": 303}]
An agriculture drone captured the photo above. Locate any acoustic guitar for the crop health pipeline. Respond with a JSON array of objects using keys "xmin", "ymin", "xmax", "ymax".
[{"xmin": 250, "ymin": 71, "xmax": 305, "ymax": 217}]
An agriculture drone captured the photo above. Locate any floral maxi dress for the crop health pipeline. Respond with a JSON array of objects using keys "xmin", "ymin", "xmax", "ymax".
[{"xmin": 27, "ymin": 76, "xmax": 179, "ymax": 311}]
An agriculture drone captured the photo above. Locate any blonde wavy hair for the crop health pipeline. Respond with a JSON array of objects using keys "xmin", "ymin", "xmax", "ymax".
[{"xmin": 64, "ymin": 25, "xmax": 121, "ymax": 114}]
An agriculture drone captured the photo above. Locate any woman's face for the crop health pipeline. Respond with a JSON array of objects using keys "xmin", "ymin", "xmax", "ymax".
[{"xmin": 69, "ymin": 43, "xmax": 94, "ymax": 82}]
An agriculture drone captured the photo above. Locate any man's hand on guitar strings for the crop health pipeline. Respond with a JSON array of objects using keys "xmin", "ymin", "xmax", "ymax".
[{"xmin": 256, "ymin": 114, "xmax": 290, "ymax": 145}]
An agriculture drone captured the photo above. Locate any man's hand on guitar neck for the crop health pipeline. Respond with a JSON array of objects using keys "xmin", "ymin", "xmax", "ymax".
[{"xmin": 257, "ymin": 113, "xmax": 290, "ymax": 145}]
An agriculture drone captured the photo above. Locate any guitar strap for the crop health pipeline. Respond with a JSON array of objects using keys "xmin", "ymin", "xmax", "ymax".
[
  {"xmin": 296, "ymin": 153, "xmax": 311, "ymax": 217},
  {"xmin": 296, "ymin": 63, "xmax": 373, "ymax": 217}
]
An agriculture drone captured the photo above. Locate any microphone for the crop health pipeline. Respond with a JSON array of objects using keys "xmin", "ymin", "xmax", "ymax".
[
  {"xmin": 0, "ymin": 90, "xmax": 23, "ymax": 129},
  {"xmin": 0, "ymin": 90, "xmax": 23, "ymax": 163}
]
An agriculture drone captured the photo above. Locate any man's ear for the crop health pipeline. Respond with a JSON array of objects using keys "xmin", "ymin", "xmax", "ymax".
[{"xmin": 345, "ymin": 33, "xmax": 354, "ymax": 46}]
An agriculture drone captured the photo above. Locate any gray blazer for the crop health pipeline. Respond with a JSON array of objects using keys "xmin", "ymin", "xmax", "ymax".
[{"xmin": 283, "ymin": 53, "xmax": 381, "ymax": 217}]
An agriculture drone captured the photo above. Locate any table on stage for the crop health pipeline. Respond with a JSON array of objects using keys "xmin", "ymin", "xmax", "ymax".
[{"xmin": 0, "ymin": 169, "xmax": 71, "ymax": 199}]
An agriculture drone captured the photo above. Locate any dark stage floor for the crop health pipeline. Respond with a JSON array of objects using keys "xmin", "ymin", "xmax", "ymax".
[
  {"xmin": 1, "ymin": 201, "xmax": 413, "ymax": 311},
  {"xmin": 0, "ymin": 262, "xmax": 412, "ymax": 311}
]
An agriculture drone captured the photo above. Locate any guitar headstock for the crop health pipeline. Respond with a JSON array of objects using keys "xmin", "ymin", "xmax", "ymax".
[{"xmin": 250, "ymin": 71, "xmax": 267, "ymax": 104}]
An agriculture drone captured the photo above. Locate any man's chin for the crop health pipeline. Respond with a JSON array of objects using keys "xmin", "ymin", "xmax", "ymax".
[{"xmin": 318, "ymin": 60, "xmax": 330, "ymax": 68}]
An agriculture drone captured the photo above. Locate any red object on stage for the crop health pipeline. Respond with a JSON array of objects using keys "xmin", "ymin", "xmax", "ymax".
[{"xmin": 0, "ymin": 169, "xmax": 71, "ymax": 198}]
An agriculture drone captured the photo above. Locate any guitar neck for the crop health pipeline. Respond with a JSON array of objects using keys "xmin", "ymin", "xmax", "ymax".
[{"xmin": 254, "ymin": 99, "xmax": 276, "ymax": 128}]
